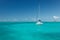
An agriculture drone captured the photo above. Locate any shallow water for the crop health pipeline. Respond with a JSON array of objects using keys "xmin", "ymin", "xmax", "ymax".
[{"xmin": 0, "ymin": 22, "xmax": 60, "ymax": 40}]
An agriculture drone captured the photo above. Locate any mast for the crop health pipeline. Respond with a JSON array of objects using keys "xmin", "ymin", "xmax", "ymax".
[
  {"xmin": 38, "ymin": 2, "xmax": 40, "ymax": 20},
  {"xmin": 37, "ymin": 0, "xmax": 40, "ymax": 21}
]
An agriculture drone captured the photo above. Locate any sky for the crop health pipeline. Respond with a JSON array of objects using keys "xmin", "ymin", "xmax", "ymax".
[{"xmin": 0, "ymin": 0, "xmax": 60, "ymax": 22}]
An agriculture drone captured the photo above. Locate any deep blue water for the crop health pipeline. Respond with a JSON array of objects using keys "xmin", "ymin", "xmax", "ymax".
[{"xmin": 0, "ymin": 22, "xmax": 60, "ymax": 40}]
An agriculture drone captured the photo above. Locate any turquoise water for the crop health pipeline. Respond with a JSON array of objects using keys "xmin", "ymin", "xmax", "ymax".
[{"xmin": 0, "ymin": 22, "xmax": 60, "ymax": 40}]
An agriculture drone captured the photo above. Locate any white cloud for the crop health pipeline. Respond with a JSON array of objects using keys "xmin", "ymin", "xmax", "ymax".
[{"xmin": 53, "ymin": 16, "xmax": 59, "ymax": 19}]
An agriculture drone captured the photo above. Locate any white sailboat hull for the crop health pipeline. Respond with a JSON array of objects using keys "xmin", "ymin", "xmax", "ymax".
[{"xmin": 36, "ymin": 22, "xmax": 43, "ymax": 24}]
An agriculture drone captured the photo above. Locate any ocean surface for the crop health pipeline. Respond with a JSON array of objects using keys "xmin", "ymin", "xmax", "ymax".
[{"xmin": 0, "ymin": 22, "xmax": 60, "ymax": 40}]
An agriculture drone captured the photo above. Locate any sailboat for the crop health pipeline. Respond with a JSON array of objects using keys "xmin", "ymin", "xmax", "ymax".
[
  {"xmin": 36, "ymin": 19, "xmax": 43, "ymax": 24},
  {"xmin": 36, "ymin": 2, "xmax": 43, "ymax": 25}
]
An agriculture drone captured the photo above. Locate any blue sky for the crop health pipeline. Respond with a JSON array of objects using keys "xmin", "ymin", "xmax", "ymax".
[{"xmin": 0, "ymin": 0, "xmax": 60, "ymax": 21}]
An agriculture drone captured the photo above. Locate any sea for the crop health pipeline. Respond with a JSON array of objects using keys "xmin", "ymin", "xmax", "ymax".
[{"xmin": 0, "ymin": 22, "xmax": 60, "ymax": 40}]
